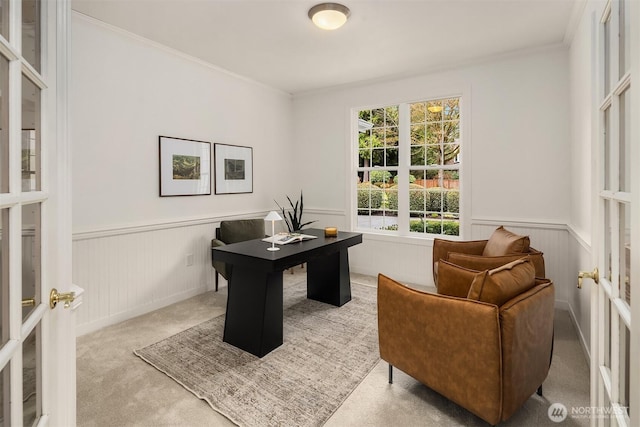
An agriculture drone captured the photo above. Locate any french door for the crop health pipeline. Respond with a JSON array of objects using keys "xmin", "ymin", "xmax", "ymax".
[
  {"xmin": 585, "ymin": 0, "xmax": 639, "ymax": 425},
  {"xmin": 0, "ymin": 1, "xmax": 75, "ymax": 426}
]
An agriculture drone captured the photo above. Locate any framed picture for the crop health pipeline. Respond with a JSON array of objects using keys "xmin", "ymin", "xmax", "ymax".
[
  {"xmin": 214, "ymin": 143, "xmax": 253, "ymax": 194},
  {"xmin": 159, "ymin": 136, "xmax": 211, "ymax": 196}
]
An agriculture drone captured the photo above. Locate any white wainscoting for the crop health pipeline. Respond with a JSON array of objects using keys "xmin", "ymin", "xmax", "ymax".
[
  {"xmin": 73, "ymin": 213, "xmax": 267, "ymax": 336},
  {"xmin": 74, "ymin": 209, "xmax": 586, "ymax": 345}
]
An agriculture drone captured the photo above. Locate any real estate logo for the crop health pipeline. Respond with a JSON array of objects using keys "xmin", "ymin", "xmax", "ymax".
[{"xmin": 548, "ymin": 403, "xmax": 568, "ymax": 422}]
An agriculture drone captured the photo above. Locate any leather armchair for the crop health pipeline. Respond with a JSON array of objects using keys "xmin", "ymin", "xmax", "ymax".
[
  {"xmin": 378, "ymin": 258, "xmax": 554, "ymax": 425},
  {"xmin": 211, "ymin": 219, "xmax": 265, "ymax": 291},
  {"xmin": 432, "ymin": 226, "xmax": 545, "ymax": 287}
]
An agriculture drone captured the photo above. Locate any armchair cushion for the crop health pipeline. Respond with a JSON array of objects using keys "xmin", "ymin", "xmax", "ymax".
[
  {"xmin": 482, "ymin": 226, "xmax": 530, "ymax": 257},
  {"xmin": 467, "ymin": 258, "xmax": 536, "ymax": 306},
  {"xmin": 447, "ymin": 252, "xmax": 533, "ymax": 273},
  {"xmin": 436, "ymin": 260, "xmax": 478, "ymax": 298}
]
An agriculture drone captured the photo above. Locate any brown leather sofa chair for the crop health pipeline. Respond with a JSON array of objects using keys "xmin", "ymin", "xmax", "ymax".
[
  {"xmin": 432, "ymin": 226, "xmax": 545, "ymax": 288},
  {"xmin": 378, "ymin": 258, "xmax": 554, "ymax": 425},
  {"xmin": 211, "ymin": 219, "xmax": 265, "ymax": 291}
]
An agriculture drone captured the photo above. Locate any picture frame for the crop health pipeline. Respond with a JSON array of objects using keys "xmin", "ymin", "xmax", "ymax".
[
  {"xmin": 214, "ymin": 143, "xmax": 253, "ymax": 194},
  {"xmin": 159, "ymin": 136, "xmax": 211, "ymax": 197}
]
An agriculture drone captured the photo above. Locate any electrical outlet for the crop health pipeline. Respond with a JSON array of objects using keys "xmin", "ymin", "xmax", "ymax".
[{"xmin": 186, "ymin": 253, "xmax": 194, "ymax": 267}]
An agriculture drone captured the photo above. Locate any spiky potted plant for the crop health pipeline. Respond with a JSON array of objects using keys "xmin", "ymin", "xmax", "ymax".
[{"xmin": 275, "ymin": 191, "xmax": 316, "ymax": 232}]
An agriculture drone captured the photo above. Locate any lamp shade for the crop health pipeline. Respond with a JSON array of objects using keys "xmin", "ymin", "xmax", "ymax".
[
  {"xmin": 308, "ymin": 3, "xmax": 350, "ymax": 30},
  {"xmin": 264, "ymin": 211, "xmax": 283, "ymax": 221}
]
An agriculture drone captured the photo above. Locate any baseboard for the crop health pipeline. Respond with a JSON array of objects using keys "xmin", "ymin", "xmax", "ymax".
[
  {"xmin": 76, "ymin": 286, "xmax": 209, "ymax": 336},
  {"xmin": 568, "ymin": 302, "xmax": 591, "ymax": 365}
]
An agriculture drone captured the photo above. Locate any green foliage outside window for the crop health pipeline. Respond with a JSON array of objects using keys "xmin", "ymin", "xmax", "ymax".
[
  {"xmin": 369, "ymin": 170, "xmax": 392, "ymax": 184},
  {"xmin": 357, "ymin": 182, "xmax": 383, "ymax": 213}
]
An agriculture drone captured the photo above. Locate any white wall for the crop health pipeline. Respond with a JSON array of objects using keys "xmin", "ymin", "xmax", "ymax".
[
  {"xmin": 72, "ymin": 14, "xmax": 293, "ymax": 232},
  {"xmin": 293, "ymin": 47, "xmax": 572, "ymax": 291},
  {"xmin": 71, "ymin": 13, "xmax": 294, "ymax": 334}
]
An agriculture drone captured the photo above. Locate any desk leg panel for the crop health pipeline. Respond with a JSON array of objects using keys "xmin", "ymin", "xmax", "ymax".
[
  {"xmin": 223, "ymin": 269, "xmax": 283, "ymax": 357},
  {"xmin": 306, "ymin": 249, "xmax": 351, "ymax": 307}
]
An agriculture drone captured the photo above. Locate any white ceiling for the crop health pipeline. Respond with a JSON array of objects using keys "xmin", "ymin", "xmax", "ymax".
[{"xmin": 71, "ymin": 0, "xmax": 579, "ymax": 95}]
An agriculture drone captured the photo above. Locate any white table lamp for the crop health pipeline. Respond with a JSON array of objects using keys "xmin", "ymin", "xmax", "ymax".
[{"xmin": 264, "ymin": 211, "xmax": 283, "ymax": 251}]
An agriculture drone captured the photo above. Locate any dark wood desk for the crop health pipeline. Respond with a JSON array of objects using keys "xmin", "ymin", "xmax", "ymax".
[{"xmin": 212, "ymin": 228, "xmax": 362, "ymax": 357}]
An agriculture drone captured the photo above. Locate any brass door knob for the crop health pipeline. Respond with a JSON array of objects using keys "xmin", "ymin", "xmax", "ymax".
[
  {"xmin": 578, "ymin": 268, "xmax": 599, "ymax": 289},
  {"xmin": 49, "ymin": 288, "xmax": 76, "ymax": 309}
]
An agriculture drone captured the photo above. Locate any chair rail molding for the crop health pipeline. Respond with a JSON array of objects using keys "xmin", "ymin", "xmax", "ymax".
[{"xmin": 73, "ymin": 211, "xmax": 270, "ymax": 240}]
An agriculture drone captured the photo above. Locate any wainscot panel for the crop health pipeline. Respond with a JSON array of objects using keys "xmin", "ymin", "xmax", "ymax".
[{"xmin": 73, "ymin": 214, "xmax": 266, "ymax": 336}]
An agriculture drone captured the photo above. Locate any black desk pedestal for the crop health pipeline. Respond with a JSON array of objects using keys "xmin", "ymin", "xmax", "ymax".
[
  {"xmin": 223, "ymin": 268, "xmax": 283, "ymax": 358},
  {"xmin": 213, "ymin": 229, "xmax": 362, "ymax": 358},
  {"xmin": 307, "ymin": 249, "xmax": 351, "ymax": 307}
]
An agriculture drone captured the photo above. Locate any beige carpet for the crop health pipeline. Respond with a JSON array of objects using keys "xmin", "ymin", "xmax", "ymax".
[{"xmin": 134, "ymin": 281, "xmax": 379, "ymax": 427}]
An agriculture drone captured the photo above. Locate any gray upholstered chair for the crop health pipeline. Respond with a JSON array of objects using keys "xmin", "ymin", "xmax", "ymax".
[{"xmin": 211, "ymin": 219, "xmax": 265, "ymax": 291}]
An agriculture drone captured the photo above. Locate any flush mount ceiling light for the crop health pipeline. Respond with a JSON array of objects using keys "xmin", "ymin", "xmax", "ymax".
[
  {"xmin": 427, "ymin": 105, "xmax": 443, "ymax": 113},
  {"xmin": 308, "ymin": 3, "xmax": 351, "ymax": 30}
]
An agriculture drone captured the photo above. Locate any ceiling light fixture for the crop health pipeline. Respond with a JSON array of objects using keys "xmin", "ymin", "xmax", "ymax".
[
  {"xmin": 427, "ymin": 105, "xmax": 443, "ymax": 113},
  {"xmin": 308, "ymin": 3, "xmax": 351, "ymax": 30}
]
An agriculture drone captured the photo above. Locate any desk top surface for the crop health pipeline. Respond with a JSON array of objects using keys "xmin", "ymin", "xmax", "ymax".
[{"xmin": 212, "ymin": 228, "xmax": 362, "ymax": 265}]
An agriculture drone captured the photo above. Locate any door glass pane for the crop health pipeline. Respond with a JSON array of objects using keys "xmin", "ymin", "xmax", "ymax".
[
  {"xmin": 0, "ymin": 0, "xmax": 8, "ymax": 41},
  {"xmin": 619, "ymin": 0, "xmax": 630, "ymax": 77},
  {"xmin": 620, "ymin": 202, "xmax": 630, "ymax": 305},
  {"xmin": 23, "ymin": 325, "xmax": 39, "ymax": 427},
  {"xmin": 22, "ymin": 203, "xmax": 40, "ymax": 321},
  {"xmin": 1, "ymin": 363, "xmax": 9, "ymax": 425},
  {"xmin": 22, "ymin": 0, "xmax": 40, "ymax": 73},
  {"xmin": 619, "ymin": 87, "xmax": 631, "ymax": 192},
  {"xmin": 603, "ymin": 107, "xmax": 610, "ymax": 190},
  {"xmin": 604, "ymin": 16, "xmax": 611, "ymax": 96},
  {"xmin": 1, "ymin": 208, "xmax": 7, "ymax": 346},
  {"xmin": 604, "ymin": 199, "xmax": 612, "ymax": 280},
  {"xmin": 21, "ymin": 76, "xmax": 40, "ymax": 192},
  {"xmin": 0, "ymin": 54, "xmax": 8, "ymax": 193},
  {"xmin": 619, "ymin": 323, "xmax": 630, "ymax": 412},
  {"xmin": 604, "ymin": 299, "xmax": 611, "ymax": 368}
]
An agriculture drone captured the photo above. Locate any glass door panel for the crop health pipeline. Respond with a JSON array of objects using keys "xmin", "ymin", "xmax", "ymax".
[
  {"xmin": 620, "ymin": 202, "xmax": 630, "ymax": 304},
  {"xmin": 21, "ymin": 75, "xmax": 40, "ymax": 192},
  {"xmin": 0, "ymin": 208, "xmax": 7, "ymax": 347},
  {"xmin": 619, "ymin": 0, "xmax": 630, "ymax": 78},
  {"xmin": 0, "ymin": 54, "xmax": 7, "ymax": 193},
  {"xmin": 620, "ymin": 87, "xmax": 630, "ymax": 192},
  {"xmin": 21, "ymin": 0, "xmax": 40, "ymax": 73},
  {"xmin": 22, "ymin": 325, "xmax": 39, "ymax": 426},
  {"xmin": 21, "ymin": 203, "xmax": 40, "ymax": 320},
  {"xmin": 0, "ymin": 0, "xmax": 8, "ymax": 41}
]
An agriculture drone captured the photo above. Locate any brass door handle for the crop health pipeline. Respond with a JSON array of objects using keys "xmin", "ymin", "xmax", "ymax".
[
  {"xmin": 578, "ymin": 267, "xmax": 599, "ymax": 289},
  {"xmin": 22, "ymin": 298, "xmax": 36, "ymax": 307},
  {"xmin": 49, "ymin": 288, "xmax": 76, "ymax": 309}
]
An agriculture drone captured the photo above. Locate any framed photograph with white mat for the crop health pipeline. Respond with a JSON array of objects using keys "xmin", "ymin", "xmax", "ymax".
[
  {"xmin": 214, "ymin": 143, "xmax": 253, "ymax": 194},
  {"xmin": 159, "ymin": 136, "xmax": 211, "ymax": 196}
]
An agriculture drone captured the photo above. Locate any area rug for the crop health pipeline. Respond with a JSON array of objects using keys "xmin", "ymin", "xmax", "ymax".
[{"xmin": 134, "ymin": 281, "xmax": 379, "ymax": 427}]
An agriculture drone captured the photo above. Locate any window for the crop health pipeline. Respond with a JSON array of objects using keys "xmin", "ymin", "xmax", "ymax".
[{"xmin": 355, "ymin": 97, "xmax": 461, "ymax": 236}]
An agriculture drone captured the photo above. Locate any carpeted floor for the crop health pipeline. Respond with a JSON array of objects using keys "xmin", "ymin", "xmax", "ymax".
[
  {"xmin": 134, "ymin": 282, "xmax": 379, "ymax": 427},
  {"xmin": 77, "ymin": 270, "xmax": 590, "ymax": 426}
]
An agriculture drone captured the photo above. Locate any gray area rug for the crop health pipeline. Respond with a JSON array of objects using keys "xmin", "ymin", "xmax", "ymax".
[{"xmin": 134, "ymin": 281, "xmax": 379, "ymax": 427}]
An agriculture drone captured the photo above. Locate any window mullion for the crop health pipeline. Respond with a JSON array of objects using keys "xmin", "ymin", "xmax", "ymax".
[{"xmin": 397, "ymin": 103, "xmax": 409, "ymax": 234}]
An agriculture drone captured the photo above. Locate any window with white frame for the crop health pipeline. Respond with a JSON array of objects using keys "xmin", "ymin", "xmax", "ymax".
[{"xmin": 355, "ymin": 97, "xmax": 461, "ymax": 236}]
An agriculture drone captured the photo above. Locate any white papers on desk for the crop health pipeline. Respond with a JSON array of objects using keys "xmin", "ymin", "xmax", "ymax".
[{"xmin": 262, "ymin": 233, "xmax": 318, "ymax": 245}]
